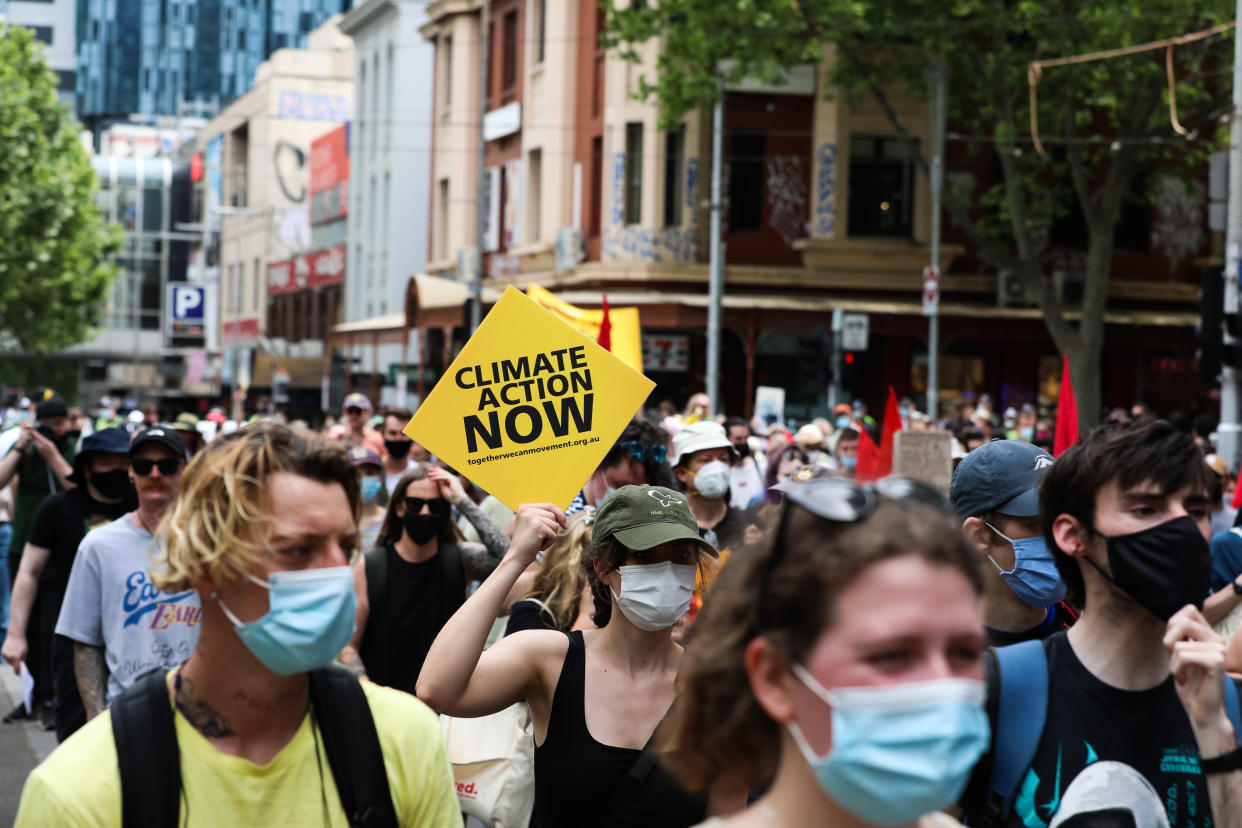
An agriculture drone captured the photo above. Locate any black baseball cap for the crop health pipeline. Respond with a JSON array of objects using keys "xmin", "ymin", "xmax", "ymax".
[
  {"xmin": 130, "ymin": 426, "xmax": 187, "ymax": 460},
  {"xmin": 67, "ymin": 427, "xmax": 132, "ymax": 484},
  {"xmin": 950, "ymin": 439, "xmax": 1054, "ymax": 520}
]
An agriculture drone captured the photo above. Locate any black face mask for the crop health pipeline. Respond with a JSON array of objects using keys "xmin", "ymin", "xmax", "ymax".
[
  {"xmin": 385, "ymin": 439, "xmax": 412, "ymax": 460},
  {"xmin": 402, "ymin": 512, "xmax": 443, "ymax": 545},
  {"xmin": 733, "ymin": 442, "xmax": 750, "ymax": 458},
  {"xmin": 90, "ymin": 468, "xmax": 134, "ymax": 501},
  {"xmin": 1087, "ymin": 515, "xmax": 1211, "ymax": 622}
]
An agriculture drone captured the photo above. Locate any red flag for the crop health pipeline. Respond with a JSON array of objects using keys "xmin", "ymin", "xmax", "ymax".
[
  {"xmin": 1053, "ymin": 354, "xmax": 1079, "ymax": 458},
  {"xmin": 1232, "ymin": 468, "xmax": 1242, "ymax": 511},
  {"xmin": 878, "ymin": 386, "xmax": 903, "ymax": 476},
  {"xmin": 597, "ymin": 294, "xmax": 612, "ymax": 351},
  {"xmin": 855, "ymin": 427, "xmax": 884, "ymax": 482}
]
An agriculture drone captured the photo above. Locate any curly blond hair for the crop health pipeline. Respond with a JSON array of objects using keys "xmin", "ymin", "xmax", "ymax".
[{"xmin": 152, "ymin": 423, "xmax": 360, "ymax": 592}]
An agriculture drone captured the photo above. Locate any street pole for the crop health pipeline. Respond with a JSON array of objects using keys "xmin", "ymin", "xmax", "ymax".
[
  {"xmin": 926, "ymin": 63, "xmax": 948, "ymax": 422},
  {"xmin": 1219, "ymin": 0, "xmax": 1242, "ymax": 470},
  {"xmin": 706, "ymin": 93, "xmax": 725, "ymax": 415},
  {"xmin": 470, "ymin": 0, "xmax": 490, "ymax": 333}
]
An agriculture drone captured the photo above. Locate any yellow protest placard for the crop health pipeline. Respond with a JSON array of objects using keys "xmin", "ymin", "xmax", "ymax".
[{"xmin": 404, "ymin": 285, "xmax": 656, "ymax": 511}]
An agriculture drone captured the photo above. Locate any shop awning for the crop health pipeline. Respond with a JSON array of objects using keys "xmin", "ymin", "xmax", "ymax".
[{"xmin": 541, "ymin": 289, "xmax": 1197, "ymax": 328}]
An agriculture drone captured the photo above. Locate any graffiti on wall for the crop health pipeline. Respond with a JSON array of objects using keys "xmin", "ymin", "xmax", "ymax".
[
  {"xmin": 767, "ymin": 155, "xmax": 808, "ymax": 246},
  {"xmin": 1149, "ymin": 173, "xmax": 1205, "ymax": 275},
  {"xmin": 815, "ymin": 143, "xmax": 837, "ymax": 236},
  {"xmin": 604, "ymin": 157, "xmax": 701, "ymax": 264}
]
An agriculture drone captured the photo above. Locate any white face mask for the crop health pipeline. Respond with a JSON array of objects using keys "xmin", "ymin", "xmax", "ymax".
[
  {"xmin": 692, "ymin": 460, "xmax": 730, "ymax": 499},
  {"xmin": 611, "ymin": 561, "xmax": 697, "ymax": 631}
]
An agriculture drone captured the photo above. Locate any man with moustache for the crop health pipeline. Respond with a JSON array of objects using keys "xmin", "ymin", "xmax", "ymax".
[
  {"xmin": 2, "ymin": 428, "xmax": 135, "ymax": 737},
  {"xmin": 57, "ymin": 426, "xmax": 198, "ymax": 729}
]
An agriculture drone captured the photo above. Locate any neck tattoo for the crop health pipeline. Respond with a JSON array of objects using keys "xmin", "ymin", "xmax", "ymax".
[{"xmin": 174, "ymin": 672, "xmax": 235, "ymax": 739}]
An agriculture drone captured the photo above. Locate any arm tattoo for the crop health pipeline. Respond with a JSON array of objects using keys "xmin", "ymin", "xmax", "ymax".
[
  {"xmin": 461, "ymin": 541, "xmax": 502, "ymax": 580},
  {"xmin": 336, "ymin": 646, "xmax": 368, "ymax": 679},
  {"xmin": 74, "ymin": 643, "xmax": 108, "ymax": 720},
  {"xmin": 454, "ymin": 497, "xmax": 510, "ymax": 562},
  {"xmin": 173, "ymin": 673, "xmax": 235, "ymax": 738}
]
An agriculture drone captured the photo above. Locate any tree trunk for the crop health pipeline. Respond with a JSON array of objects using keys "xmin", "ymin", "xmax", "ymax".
[{"xmin": 1071, "ymin": 222, "xmax": 1117, "ymax": 434}]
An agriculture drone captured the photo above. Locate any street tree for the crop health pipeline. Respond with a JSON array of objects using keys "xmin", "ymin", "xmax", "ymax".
[
  {"xmin": 0, "ymin": 25, "xmax": 121, "ymax": 354},
  {"xmin": 606, "ymin": 0, "xmax": 1234, "ymax": 430}
]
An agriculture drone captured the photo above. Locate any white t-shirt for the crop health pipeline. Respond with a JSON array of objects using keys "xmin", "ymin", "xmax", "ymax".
[
  {"xmin": 729, "ymin": 457, "xmax": 765, "ymax": 510},
  {"xmin": 55, "ymin": 515, "xmax": 202, "ymax": 705},
  {"xmin": 384, "ymin": 459, "xmax": 417, "ymax": 495}
]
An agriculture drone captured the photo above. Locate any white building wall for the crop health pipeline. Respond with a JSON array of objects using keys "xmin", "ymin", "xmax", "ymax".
[{"xmin": 5, "ymin": 0, "xmax": 76, "ymax": 109}]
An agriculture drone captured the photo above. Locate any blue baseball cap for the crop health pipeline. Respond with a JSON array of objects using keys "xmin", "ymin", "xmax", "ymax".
[
  {"xmin": 950, "ymin": 439, "xmax": 1054, "ymax": 520},
  {"xmin": 67, "ymin": 427, "xmax": 132, "ymax": 484}
]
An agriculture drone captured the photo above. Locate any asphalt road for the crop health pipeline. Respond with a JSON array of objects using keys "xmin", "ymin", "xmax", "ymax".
[{"xmin": 0, "ymin": 664, "xmax": 55, "ymax": 825}]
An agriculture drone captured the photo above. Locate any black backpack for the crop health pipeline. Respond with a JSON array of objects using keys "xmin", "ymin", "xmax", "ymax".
[{"xmin": 111, "ymin": 666, "xmax": 398, "ymax": 828}]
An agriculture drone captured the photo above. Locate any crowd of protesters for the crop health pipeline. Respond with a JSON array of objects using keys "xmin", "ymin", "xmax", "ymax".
[{"xmin": 1, "ymin": 383, "xmax": 1241, "ymax": 827}]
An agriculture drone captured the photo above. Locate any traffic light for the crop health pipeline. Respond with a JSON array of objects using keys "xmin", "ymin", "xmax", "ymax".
[{"xmin": 1198, "ymin": 270, "xmax": 1242, "ymax": 388}]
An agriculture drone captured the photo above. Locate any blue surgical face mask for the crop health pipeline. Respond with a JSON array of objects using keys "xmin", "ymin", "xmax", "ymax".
[
  {"xmin": 840, "ymin": 455, "xmax": 857, "ymax": 470},
  {"xmin": 788, "ymin": 666, "xmax": 990, "ymax": 826},
  {"xmin": 216, "ymin": 567, "xmax": 357, "ymax": 675},
  {"xmin": 986, "ymin": 523, "xmax": 1067, "ymax": 608},
  {"xmin": 835, "ymin": 415, "xmax": 851, "ymax": 429},
  {"xmin": 360, "ymin": 476, "xmax": 383, "ymax": 504}
]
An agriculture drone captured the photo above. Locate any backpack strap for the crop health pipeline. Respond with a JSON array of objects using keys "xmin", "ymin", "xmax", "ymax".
[
  {"xmin": 308, "ymin": 666, "xmax": 398, "ymax": 828},
  {"xmin": 1225, "ymin": 676, "xmax": 1242, "ymax": 739},
  {"xmin": 438, "ymin": 541, "xmax": 467, "ymax": 600},
  {"xmin": 112, "ymin": 669, "xmax": 181, "ymax": 828},
  {"xmin": 983, "ymin": 640, "xmax": 1049, "ymax": 826},
  {"xmin": 364, "ymin": 545, "xmax": 389, "ymax": 625}
]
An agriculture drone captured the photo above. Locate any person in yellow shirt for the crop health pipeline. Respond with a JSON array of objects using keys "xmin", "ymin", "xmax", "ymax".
[{"xmin": 15, "ymin": 423, "xmax": 461, "ymax": 827}]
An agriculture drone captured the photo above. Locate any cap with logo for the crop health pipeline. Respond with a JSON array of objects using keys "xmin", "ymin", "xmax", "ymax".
[
  {"xmin": 130, "ymin": 426, "xmax": 187, "ymax": 460},
  {"xmin": 35, "ymin": 393, "xmax": 68, "ymax": 420},
  {"xmin": 671, "ymin": 421, "xmax": 737, "ymax": 467},
  {"xmin": 348, "ymin": 445, "xmax": 382, "ymax": 468},
  {"xmin": 949, "ymin": 439, "xmax": 1054, "ymax": 520},
  {"xmin": 342, "ymin": 393, "xmax": 372, "ymax": 413},
  {"xmin": 67, "ymin": 427, "xmax": 133, "ymax": 485},
  {"xmin": 592, "ymin": 485, "xmax": 719, "ymax": 558}
]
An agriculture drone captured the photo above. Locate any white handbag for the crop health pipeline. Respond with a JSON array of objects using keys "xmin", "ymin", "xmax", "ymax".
[{"xmin": 439, "ymin": 701, "xmax": 536, "ymax": 828}]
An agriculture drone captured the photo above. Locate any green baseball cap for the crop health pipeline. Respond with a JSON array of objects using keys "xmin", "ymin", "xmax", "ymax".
[{"xmin": 592, "ymin": 485, "xmax": 719, "ymax": 558}]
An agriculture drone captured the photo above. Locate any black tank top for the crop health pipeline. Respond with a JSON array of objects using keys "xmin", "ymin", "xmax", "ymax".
[
  {"xmin": 358, "ymin": 543, "xmax": 465, "ymax": 693},
  {"xmin": 533, "ymin": 630, "xmax": 706, "ymax": 828}
]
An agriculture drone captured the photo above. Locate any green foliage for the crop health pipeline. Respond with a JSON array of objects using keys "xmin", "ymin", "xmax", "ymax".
[{"xmin": 0, "ymin": 25, "xmax": 121, "ymax": 354}]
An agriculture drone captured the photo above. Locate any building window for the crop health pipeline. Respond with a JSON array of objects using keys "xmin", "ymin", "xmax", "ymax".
[
  {"xmin": 847, "ymin": 134, "xmax": 915, "ymax": 238},
  {"xmin": 624, "ymin": 123, "xmax": 643, "ymax": 225},
  {"xmin": 30, "ymin": 26, "xmax": 53, "ymax": 44},
  {"xmin": 238, "ymin": 30, "xmax": 246, "ymax": 49},
  {"xmin": 502, "ymin": 11, "xmax": 518, "ymax": 91},
  {"xmin": 588, "ymin": 136, "xmax": 603, "ymax": 238},
  {"xmin": 443, "ymin": 35, "xmax": 453, "ymax": 106},
  {"xmin": 253, "ymin": 258, "xmax": 261, "ymax": 314},
  {"xmin": 728, "ymin": 132, "xmax": 765, "ymax": 234},
  {"xmin": 535, "ymin": 0, "xmax": 546, "ymax": 64},
  {"xmin": 486, "ymin": 21, "xmax": 494, "ymax": 100},
  {"xmin": 528, "ymin": 149, "xmax": 542, "ymax": 242},
  {"xmin": 438, "ymin": 179, "xmax": 450, "ymax": 260},
  {"xmin": 663, "ymin": 127, "xmax": 684, "ymax": 227}
]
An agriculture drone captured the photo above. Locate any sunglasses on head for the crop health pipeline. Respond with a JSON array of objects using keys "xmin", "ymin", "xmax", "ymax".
[
  {"xmin": 758, "ymin": 476, "xmax": 950, "ymax": 626},
  {"xmin": 404, "ymin": 496, "xmax": 450, "ymax": 517},
  {"xmin": 131, "ymin": 458, "xmax": 181, "ymax": 476},
  {"xmin": 621, "ymin": 440, "xmax": 667, "ymax": 465}
]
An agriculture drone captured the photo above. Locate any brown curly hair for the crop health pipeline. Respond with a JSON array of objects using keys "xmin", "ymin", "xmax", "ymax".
[{"xmin": 657, "ymin": 497, "xmax": 982, "ymax": 793}]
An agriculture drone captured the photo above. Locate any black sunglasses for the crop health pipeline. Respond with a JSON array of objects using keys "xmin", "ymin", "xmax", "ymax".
[
  {"xmin": 758, "ymin": 476, "xmax": 950, "ymax": 626},
  {"xmin": 345, "ymin": 407, "xmax": 365, "ymax": 415},
  {"xmin": 621, "ymin": 440, "xmax": 667, "ymax": 465},
  {"xmin": 131, "ymin": 458, "xmax": 182, "ymax": 476},
  {"xmin": 403, "ymin": 496, "xmax": 449, "ymax": 517}
]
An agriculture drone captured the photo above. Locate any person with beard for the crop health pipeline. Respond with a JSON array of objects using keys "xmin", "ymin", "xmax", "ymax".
[
  {"xmin": 2, "ymin": 428, "xmax": 134, "ymax": 735},
  {"xmin": 54, "ymin": 426, "xmax": 197, "ymax": 741},
  {"xmin": 338, "ymin": 463, "xmax": 505, "ymax": 692},
  {"xmin": 380, "ymin": 407, "xmax": 429, "ymax": 495},
  {"xmin": 0, "ymin": 393, "xmax": 78, "ymax": 582}
]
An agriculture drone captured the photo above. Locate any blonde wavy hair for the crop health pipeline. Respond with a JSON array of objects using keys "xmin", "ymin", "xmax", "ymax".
[
  {"xmin": 526, "ymin": 515, "xmax": 593, "ymax": 630},
  {"xmin": 152, "ymin": 423, "xmax": 360, "ymax": 592}
]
